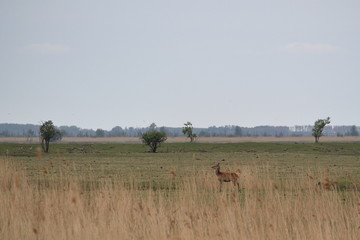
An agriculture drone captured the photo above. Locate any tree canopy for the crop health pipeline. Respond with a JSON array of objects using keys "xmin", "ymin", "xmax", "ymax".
[
  {"xmin": 312, "ymin": 117, "xmax": 331, "ymax": 143},
  {"xmin": 140, "ymin": 130, "xmax": 167, "ymax": 153},
  {"xmin": 182, "ymin": 122, "xmax": 197, "ymax": 142},
  {"xmin": 39, "ymin": 120, "xmax": 62, "ymax": 152}
]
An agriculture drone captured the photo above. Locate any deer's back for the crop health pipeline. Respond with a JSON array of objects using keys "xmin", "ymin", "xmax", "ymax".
[{"xmin": 218, "ymin": 172, "xmax": 238, "ymax": 181}]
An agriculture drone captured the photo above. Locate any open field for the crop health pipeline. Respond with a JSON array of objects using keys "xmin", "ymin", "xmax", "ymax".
[
  {"xmin": 1, "ymin": 136, "xmax": 360, "ymax": 143},
  {"xmin": 1, "ymin": 142, "xmax": 360, "ymax": 239}
]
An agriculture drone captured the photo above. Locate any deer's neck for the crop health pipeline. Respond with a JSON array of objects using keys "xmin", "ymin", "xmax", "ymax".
[{"xmin": 215, "ymin": 167, "xmax": 221, "ymax": 176}]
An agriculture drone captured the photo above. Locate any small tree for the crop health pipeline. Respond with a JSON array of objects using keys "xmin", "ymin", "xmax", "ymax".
[
  {"xmin": 149, "ymin": 123, "xmax": 157, "ymax": 131},
  {"xmin": 234, "ymin": 126, "xmax": 242, "ymax": 137},
  {"xmin": 348, "ymin": 125, "xmax": 359, "ymax": 136},
  {"xmin": 312, "ymin": 117, "xmax": 330, "ymax": 143},
  {"xmin": 182, "ymin": 121, "xmax": 197, "ymax": 142},
  {"xmin": 140, "ymin": 130, "xmax": 167, "ymax": 153},
  {"xmin": 95, "ymin": 128, "xmax": 105, "ymax": 137},
  {"xmin": 39, "ymin": 120, "xmax": 62, "ymax": 153},
  {"xmin": 26, "ymin": 129, "xmax": 35, "ymax": 143}
]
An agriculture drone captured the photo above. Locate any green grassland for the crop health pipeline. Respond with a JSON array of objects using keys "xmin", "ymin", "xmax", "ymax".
[
  {"xmin": 1, "ymin": 142, "xmax": 360, "ymax": 190},
  {"xmin": 2, "ymin": 141, "xmax": 360, "ymax": 240}
]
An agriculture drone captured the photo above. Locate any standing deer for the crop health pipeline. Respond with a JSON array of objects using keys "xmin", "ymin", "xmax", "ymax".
[{"xmin": 211, "ymin": 163, "xmax": 240, "ymax": 192}]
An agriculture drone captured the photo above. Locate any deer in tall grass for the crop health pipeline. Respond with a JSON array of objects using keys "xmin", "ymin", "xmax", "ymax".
[{"xmin": 211, "ymin": 163, "xmax": 240, "ymax": 192}]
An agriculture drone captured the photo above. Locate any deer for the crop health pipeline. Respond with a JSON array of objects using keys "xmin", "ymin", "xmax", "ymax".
[
  {"xmin": 316, "ymin": 178, "xmax": 338, "ymax": 191},
  {"xmin": 211, "ymin": 163, "xmax": 240, "ymax": 192}
]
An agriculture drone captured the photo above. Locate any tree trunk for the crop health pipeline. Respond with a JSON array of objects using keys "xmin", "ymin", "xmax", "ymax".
[
  {"xmin": 150, "ymin": 143, "xmax": 157, "ymax": 152},
  {"xmin": 45, "ymin": 140, "xmax": 50, "ymax": 153},
  {"xmin": 41, "ymin": 139, "xmax": 46, "ymax": 152}
]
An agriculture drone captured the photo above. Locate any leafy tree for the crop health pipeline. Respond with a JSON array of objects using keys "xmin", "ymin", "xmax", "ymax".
[
  {"xmin": 149, "ymin": 123, "xmax": 157, "ymax": 131},
  {"xmin": 140, "ymin": 130, "xmax": 167, "ymax": 153},
  {"xmin": 110, "ymin": 126, "xmax": 125, "ymax": 137},
  {"xmin": 312, "ymin": 117, "xmax": 330, "ymax": 143},
  {"xmin": 182, "ymin": 122, "xmax": 197, "ymax": 142},
  {"xmin": 348, "ymin": 125, "xmax": 359, "ymax": 136},
  {"xmin": 234, "ymin": 126, "xmax": 242, "ymax": 137},
  {"xmin": 95, "ymin": 128, "xmax": 105, "ymax": 137},
  {"xmin": 26, "ymin": 129, "xmax": 35, "ymax": 142},
  {"xmin": 39, "ymin": 120, "xmax": 62, "ymax": 153},
  {"xmin": 159, "ymin": 126, "xmax": 167, "ymax": 134}
]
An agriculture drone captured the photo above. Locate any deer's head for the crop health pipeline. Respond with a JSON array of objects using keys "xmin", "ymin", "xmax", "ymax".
[{"xmin": 211, "ymin": 163, "xmax": 220, "ymax": 170}]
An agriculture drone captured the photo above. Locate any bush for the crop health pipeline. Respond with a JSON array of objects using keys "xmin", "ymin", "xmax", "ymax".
[{"xmin": 140, "ymin": 131, "xmax": 167, "ymax": 153}]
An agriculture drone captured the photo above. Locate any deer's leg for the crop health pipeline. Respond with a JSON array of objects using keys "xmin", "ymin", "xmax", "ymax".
[
  {"xmin": 233, "ymin": 180, "xmax": 240, "ymax": 191},
  {"xmin": 219, "ymin": 181, "xmax": 222, "ymax": 192}
]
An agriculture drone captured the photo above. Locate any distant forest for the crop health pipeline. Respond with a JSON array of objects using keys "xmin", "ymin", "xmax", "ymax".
[{"xmin": 0, "ymin": 123, "xmax": 359, "ymax": 139}]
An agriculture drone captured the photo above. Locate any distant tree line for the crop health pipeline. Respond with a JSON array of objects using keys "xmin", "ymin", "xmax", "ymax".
[{"xmin": 0, "ymin": 123, "xmax": 359, "ymax": 138}]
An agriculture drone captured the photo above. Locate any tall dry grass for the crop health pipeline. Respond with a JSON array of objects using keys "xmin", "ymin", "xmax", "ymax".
[{"xmin": 1, "ymin": 158, "xmax": 359, "ymax": 240}]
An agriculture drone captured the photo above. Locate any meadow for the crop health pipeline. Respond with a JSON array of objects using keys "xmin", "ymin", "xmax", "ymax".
[{"xmin": 1, "ymin": 141, "xmax": 360, "ymax": 239}]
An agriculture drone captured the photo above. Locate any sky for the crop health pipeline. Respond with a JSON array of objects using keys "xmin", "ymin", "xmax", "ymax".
[{"xmin": 1, "ymin": 0, "xmax": 359, "ymax": 130}]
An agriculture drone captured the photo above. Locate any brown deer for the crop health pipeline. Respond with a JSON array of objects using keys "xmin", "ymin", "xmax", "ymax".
[
  {"xmin": 316, "ymin": 178, "xmax": 338, "ymax": 191},
  {"xmin": 211, "ymin": 163, "xmax": 240, "ymax": 192}
]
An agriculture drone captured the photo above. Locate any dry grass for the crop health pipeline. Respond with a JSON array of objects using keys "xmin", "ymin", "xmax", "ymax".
[{"xmin": 1, "ymin": 158, "xmax": 359, "ymax": 240}]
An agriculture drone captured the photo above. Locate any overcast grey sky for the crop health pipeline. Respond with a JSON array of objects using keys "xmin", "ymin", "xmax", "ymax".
[{"xmin": 1, "ymin": 0, "xmax": 359, "ymax": 130}]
